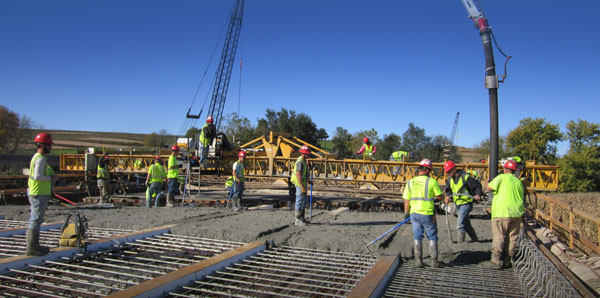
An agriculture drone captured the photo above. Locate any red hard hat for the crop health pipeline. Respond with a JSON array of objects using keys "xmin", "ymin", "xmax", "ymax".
[
  {"xmin": 504, "ymin": 160, "xmax": 518, "ymax": 170},
  {"xmin": 419, "ymin": 159, "xmax": 433, "ymax": 169},
  {"xmin": 206, "ymin": 116, "xmax": 213, "ymax": 123},
  {"xmin": 171, "ymin": 145, "xmax": 180, "ymax": 151},
  {"xmin": 155, "ymin": 156, "xmax": 161, "ymax": 160},
  {"xmin": 104, "ymin": 156, "xmax": 110, "ymax": 160},
  {"xmin": 363, "ymin": 137, "xmax": 370, "ymax": 143},
  {"xmin": 443, "ymin": 161, "xmax": 456, "ymax": 173},
  {"xmin": 238, "ymin": 151, "xmax": 247, "ymax": 158},
  {"xmin": 299, "ymin": 145, "xmax": 311, "ymax": 155},
  {"xmin": 34, "ymin": 132, "xmax": 54, "ymax": 144}
]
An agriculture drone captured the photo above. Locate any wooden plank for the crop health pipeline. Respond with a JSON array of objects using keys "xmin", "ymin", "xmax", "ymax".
[{"xmin": 347, "ymin": 255, "xmax": 400, "ymax": 298}]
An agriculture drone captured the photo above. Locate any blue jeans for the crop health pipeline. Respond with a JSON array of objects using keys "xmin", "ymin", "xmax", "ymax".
[
  {"xmin": 28, "ymin": 194, "xmax": 49, "ymax": 230},
  {"xmin": 294, "ymin": 186, "xmax": 307, "ymax": 211},
  {"xmin": 200, "ymin": 144, "xmax": 209, "ymax": 164},
  {"xmin": 168, "ymin": 178, "xmax": 178, "ymax": 195},
  {"xmin": 232, "ymin": 181, "xmax": 244, "ymax": 199},
  {"xmin": 146, "ymin": 182, "xmax": 163, "ymax": 207},
  {"xmin": 456, "ymin": 203, "xmax": 473, "ymax": 233},
  {"xmin": 410, "ymin": 213, "xmax": 438, "ymax": 241}
]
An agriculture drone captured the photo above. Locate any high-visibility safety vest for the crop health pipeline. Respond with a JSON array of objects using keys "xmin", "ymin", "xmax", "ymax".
[
  {"xmin": 488, "ymin": 173, "xmax": 525, "ymax": 218},
  {"xmin": 28, "ymin": 153, "xmax": 54, "ymax": 196},
  {"xmin": 512, "ymin": 156, "xmax": 522, "ymax": 163},
  {"xmin": 97, "ymin": 164, "xmax": 110, "ymax": 179},
  {"xmin": 403, "ymin": 175, "xmax": 442, "ymax": 215},
  {"xmin": 199, "ymin": 123, "xmax": 211, "ymax": 147},
  {"xmin": 148, "ymin": 163, "xmax": 166, "ymax": 184},
  {"xmin": 233, "ymin": 161, "xmax": 245, "ymax": 182},
  {"xmin": 167, "ymin": 155, "xmax": 179, "ymax": 179},
  {"xmin": 363, "ymin": 144, "xmax": 374, "ymax": 159},
  {"xmin": 448, "ymin": 173, "xmax": 473, "ymax": 206},
  {"xmin": 290, "ymin": 156, "xmax": 308, "ymax": 188},
  {"xmin": 391, "ymin": 151, "xmax": 408, "ymax": 161},
  {"xmin": 466, "ymin": 169, "xmax": 479, "ymax": 179},
  {"xmin": 134, "ymin": 159, "xmax": 143, "ymax": 169}
]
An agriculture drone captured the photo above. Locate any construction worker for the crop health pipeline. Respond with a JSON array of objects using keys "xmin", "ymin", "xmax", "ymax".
[
  {"xmin": 354, "ymin": 137, "xmax": 377, "ymax": 160},
  {"xmin": 485, "ymin": 160, "xmax": 525, "ymax": 269},
  {"xmin": 231, "ymin": 151, "xmax": 246, "ymax": 212},
  {"xmin": 146, "ymin": 156, "xmax": 166, "ymax": 208},
  {"xmin": 291, "ymin": 145, "xmax": 312, "ymax": 226},
  {"xmin": 199, "ymin": 116, "xmax": 217, "ymax": 166},
  {"xmin": 167, "ymin": 145, "xmax": 181, "ymax": 207},
  {"xmin": 403, "ymin": 159, "xmax": 444, "ymax": 268},
  {"xmin": 97, "ymin": 155, "xmax": 111, "ymax": 203},
  {"xmin": 389, "ymin": 150, "xmax": 409, "ymax": 162},
  {"xmin": 443, "ymin": 160, "xmax": 482, "ymax": 243},
  {"xmin": 26, "ymin": 132, "xmax": 57, "ymax": 256},
  {"xmin": 511, "ymin": 156, "xmax": 524, "ymax": 179}
]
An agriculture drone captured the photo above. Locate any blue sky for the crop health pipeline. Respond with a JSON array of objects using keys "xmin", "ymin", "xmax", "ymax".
[{"xmin": 1, "ymin": 0, "xmax": 599, "ymax": 155}]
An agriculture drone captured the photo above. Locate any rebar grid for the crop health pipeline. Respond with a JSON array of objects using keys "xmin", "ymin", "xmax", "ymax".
[
  {"xmin": 0, "ymin": 219, "xmax": 29, "ymax": 229},
  {"xmin": 382, "ymin": 260, "xmax": 525, "ymax": 298},
  {"xmin": 170, "ymin": 246, "xmax": 377, "ymax": 297},
  {"xmin": 513, "ymin": 230, "xmax": 581, "ymax": 298},
  {"xmin": 0, "ymin": 233, "xmax": 244, "ymax": 297}
]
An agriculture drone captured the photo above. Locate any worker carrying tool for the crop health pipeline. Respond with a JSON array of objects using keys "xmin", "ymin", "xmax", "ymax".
[
  {"xmin": 199, "ymin": 116, "xmax": 217, "ymax": 166},
  {"xmin": 354, "ymin": 137, "xmax": 377, "ymax": 160},
  {"xmin": 486, "ymin": 160, "xmax": 525, "ymax": 270},
  {"xmin": 291, "ymin": 145, "xmax": 312, "ymax": 226},
  {"xmin": 443, "ymin": 160, "xmax": 482, "ymax": 243},
  {"xmin": 26, "ymin": 132, "xmax": 58, "ymax": 256},
  {"xmin": 230, "ymin": 151, "xmax": 246, "ymax": 212},
  {"xmin": 96, "ymin": 155, "xmax": 111, "ymax": 203},
  {"xmin": 167, "ymin": 145, "xmax": 182, "ymax": 207},
  {"xmin": 146, "ymin": 156, "xmax": 167, "ymax": 208},
  {"xmin": 389, "ymin": 150, "xmax": 409, "ymax": 162},
  {"xmin": 403, "ymin": 159, "xmax": 444, "ymax": 268}
]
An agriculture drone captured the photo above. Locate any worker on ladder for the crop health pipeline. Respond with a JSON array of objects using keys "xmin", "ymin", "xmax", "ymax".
[
  {"xmin": 27, "ymin": 132, "xmax": 57, "ymax": 256},
  {"xmin": 291, "ymin": 145, "xmax": 312, "ymax": 226},
  {"xmin": 199, "ymin": 116, "xmax": 217, "ymax": 166},
  {"xmin": 167, "ymin": 145, "xmax": 181, "ymax": 207},
  {"xmin": 230, "ymin": 151, "xmax": 246, "ymax": 211},
  {"xmin": 403, "ymin": 159, "xmax": 444, "ymax": 268},
  {"xmin": 443, "ymin": 160, "xmax": 482, "ymax": 243},
  {"xmin": 145, "ymin": 156, "xmax": 166, "ymax": 208}
]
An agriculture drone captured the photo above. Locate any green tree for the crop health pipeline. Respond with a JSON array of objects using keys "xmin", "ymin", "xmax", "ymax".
[
  {"xmin": 559, "ymin": 119, "xmax": 600, "ymax": 192},
  {"xmin": 222, "ymin": 112, "xmax": 261, "ymax": 146},
  {"xmin": 185, "ymin": 126, "xmax": 201, "ymax": 139},
  {"xmin": 332, "ymin": 126, "xmax": 353, "ymax": 159},
  {"xmin": 0, "ymin": 105, "xmax": 32, "ymax": 154},
  {"xmin": 144, "ymin": 129, "xmax": 170, "ymax": 149},
  {"xmin": 423, "ymin": 135, "xmax": 461, "ymax": 162},
  {"xmin": 256, "ymin": 108, "xmax": 326, "ymax": 145},
  {"xmin": 506, "ymin": 118, "xmax": 563, "ymax": 164},
  {"xmin": 473, "ymin": 136, "xmax": 508, "ymax": 160},
  {"xmin": 374, "ymin": 133, "xmax": 401, "ymax": 161},
  {"xmin": 401, "ymin": 123, "xmax": 431, "ymax": 161}
]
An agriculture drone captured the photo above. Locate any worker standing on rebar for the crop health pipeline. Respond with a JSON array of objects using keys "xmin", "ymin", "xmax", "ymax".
[
  {"xmin": 167, "ymin": 145, "xmax": 181, "ymax": 207},
  {"xmin": 199, "ymin": 116, "xmax": 217, "ymax": 166},
  {"xmin": 443, "ymin": 160, "xmax": 482, "ymax": 243},
  {"xmin": 96, "ymin": 155, "xmax": 111, "ymax": 203},
  {"xmin": 291, "ymin": 145, "xmax": 312, "ymax": 226},
  {"xmin": 403, "ymin": 159, "xmax": 444, "ymax": 268},
  {"xmin": 485, "ymin": 160, "xmax": 524, "ymax": 270},
  {"xmin": 26, "ymin": 132, "xmax": 57, "ymax": 256},
  {"xmin": 231, "ymin": 151, "xmax": 246, "ymax": 212},
  {"xmin": 146, "ymin": 156, "xmax": 166, "ymax": 208}
]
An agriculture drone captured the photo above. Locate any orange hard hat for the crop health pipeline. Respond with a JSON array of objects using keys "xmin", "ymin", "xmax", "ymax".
[
  {"xmin": 504, "ymin": 160, "xmax": 518, "ymax": 170},
  {"xmin": 299, "ymin": 145, "xmax": 311, "ymax": 155},
  {"xmin": 419, "ymin": 159, "xmax": 433, "ymax": 170},
  {"xmin": 443, "ymin": 161, "xmax": 456, "ymax": 173},
  {"xmin": 363, "ymin": 137, "xmax": 370, "ymax": 143},
  {"xmin": 171, "ymin": 145, "xmax": 180, "ymax": 151},
  {"xmin": 238, "ymin": 151, "xmax": 247, "ymax": 158},
  {"xmin": 206, "ymin": 116, "xmax": 213, "ymax": 123},
  {"xmin": 34, "ymin": 132, "xmax": 54, "ymax": 144}
]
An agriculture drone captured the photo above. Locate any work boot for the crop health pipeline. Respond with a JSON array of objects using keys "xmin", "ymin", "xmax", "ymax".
[
  {"xmin": 294, "ymin": 211, "xmax": 305, "ymax": 227},
  {"xmin": 429, "ymin": 240, "xmax": 439, "ymax": 268},
  {"xmin": 26, "ymin": 229, "xmax": 48, "ymax": 256},
  {"xmin": 466, "ymin": 227, "xmax": 479, "ymax": 243},
  {"xmin": 300, "ymin": 209, "xmax": 309, "ymax": 224},
  {"xmin": 488, "ymin": 255, "xmax": 503, "ymax": 270},
  {"xmin": 232, "ymin": 198, "xmax": 240, "ymax": 212},
  {"xmin": 457, "ymin": 232, "xmax": 465, "ymax": 243},
  {"xmin": 166, "ymin": 194, "xmax": 174, "ymax": 207},
  {"xmin": 414, "ymin": 240, "xmax": 423, "ymax": 268},
  {"xmin": 502, "ymin": 255, "xmax": 513, "ymax": 269}
]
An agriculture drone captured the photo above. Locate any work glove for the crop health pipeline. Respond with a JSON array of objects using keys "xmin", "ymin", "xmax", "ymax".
[{"xmin": 301, "ymin": 188, "xmax": 307, "ymax": 195}]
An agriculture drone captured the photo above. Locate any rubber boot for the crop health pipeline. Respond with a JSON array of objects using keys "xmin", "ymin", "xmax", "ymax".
[
  {"xmin": 502, "ymin": 255, "xmax": 513, "ymax": 269},
  {"xmin": 294, "ymin": 211, "xmax": 305, "ymax": 227},
  {"xmin": 300, "ymin": 209, "xmax": 309, "ymax": 224},
  {"xmin": 166, "ymin": 194, "xmax": 174, "ymax": 207},
  {"xmin": 488, "ymin": 254, "xmax": 503, "ymax": 270},
  {"xmin": 429, "ymin": 240, "xmax": 439, "ymax": 268},
  {"xmin": 26, "ymin": 229, "xmax": 48, "ymax": 256},
  {"xmin": 414, "ymin": 240, "xmax": 423, "ymax": 268},
  {"xmin": 457, "ymin": 231, "xmax": 465, "ymax": 243},
  {"xmin": 466, "ymin": 226, "xmax": 479, "ymax": 242},
  {"xmin": 232, "ymin": 198, "xmax": 240, "ymax": 212}
]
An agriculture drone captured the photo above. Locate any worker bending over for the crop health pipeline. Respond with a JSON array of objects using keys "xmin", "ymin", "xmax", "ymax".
[
  {"xmin": 27, "ymin": 133, "xmax": 58, "ymax": 256},
  {"xmin": 443, "ymin": 161, "xmax": 482, "ymax": 243},
  {"xmin": 199, "ymin": 116, "xmax": 217, "ymax": 166},
  {"xmin": 389, "ymin": 150, "xmax": 409, "ymax": 162},
  {"xmin": 167, "ymin": 145, "xmax": 181, "ymax": 207},
  {"xmin": 404, "ymin": 159, "xmax": 444, "ymax": 268},
  {"xmin": 291, "ymin": 145, "xmax": 312, "ymax": 226},
  {"xmin": 146, "ymin": 156, "xmax": 166, "ymax": 208},
  {"xmin": 486, "ymin": 160, "xmax": 524, "ymax": 269},
  {"xmin": 231, "ymin": 151, "xmax": 246, "ymax": 212}
]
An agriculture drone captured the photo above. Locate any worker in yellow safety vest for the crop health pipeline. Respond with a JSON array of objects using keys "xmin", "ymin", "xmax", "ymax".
[
  {"xmin": 354, "ymin": 137, "xmax": 377, "ymax": 160},
  {"xmin": 199, "ymin": 116, "xmax": 217, "ymax": 166},
  {"xmin": 403, "ymin": 159, "xmax": 444, "ymax": 268},
  {"xmin": 291, "ymin": 145, "xmax": 312, "ymax": 226},
  {"xmin": 230, "ymin": 151, "xmax": 247, "ymax": 211},
  {"xmin": 390, "ymin": 151, "xmax": 409, "ymax": 162},
  {"xmin": 486, "ymin": 160, "xmax": 525, "ymax": 270},
  {"xmin": 146, "ymin": 156, "xmax": 166, "ymax": 208},
  {"xmin": 27, "ymin": 132, "xmax": 57, "ymax": 256},
  {"xmin": 443, "ymin": 161, "xmax": 482, "ymax": 243},
  {"xmin": 167, "ymin": 145, "xmax": 181, "ymax": 207},
  {"xmin": 97, "ymin": 155, "xmax": 111, "ymax": 203}
]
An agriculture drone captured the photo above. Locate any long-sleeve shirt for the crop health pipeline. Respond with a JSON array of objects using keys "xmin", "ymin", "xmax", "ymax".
[
  {"xmin": 356, "ymin": 144, "xmax": 377, "ymax": 154},
  {"xmin": 33, "ymin": 158, "xmax": 51, "ymax": 181}
]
